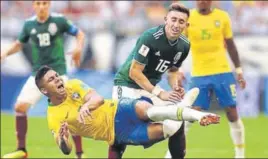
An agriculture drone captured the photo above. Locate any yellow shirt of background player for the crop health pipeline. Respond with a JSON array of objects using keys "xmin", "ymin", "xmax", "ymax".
[
  {"xmin": 185, "ymin": 8, "xmax": 233, "ymax": 76},
  {"xmin": 47, "ymin": 79, "xmax": 118, "ymax": 145}
]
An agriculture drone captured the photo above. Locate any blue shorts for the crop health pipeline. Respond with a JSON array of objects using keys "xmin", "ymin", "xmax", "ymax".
[
  {"xmin": 114, "ymin": 98, "xmax": 158, "ymax": 148},
  {"xmin": 188, "ymin": 72, "xmax": 237, "ymax": 110}
]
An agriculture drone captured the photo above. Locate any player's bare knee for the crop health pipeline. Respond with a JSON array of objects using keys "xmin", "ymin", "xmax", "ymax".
[
  {"xmin": 135, "ymin": 100, "xmax": 152, "ymax": 120},
  {"xmin": 192, "ymin": 106, "xmax": 202, "ymax": 111},
  {"xmin": 14, "ymin": 102, "xmax": 30, "ymax": 114},
  {"xmin": 225, "ymin": 106, "xmax": 238, "ymax": 122}
]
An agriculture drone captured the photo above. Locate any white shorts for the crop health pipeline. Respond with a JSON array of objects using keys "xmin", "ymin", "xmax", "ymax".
[
  {"xmin": 16, "ymin": 75, "xmax": 68, "ymax": 106},
  {"xmin": 112, "ymin": 85, "xmax": 174, "ymax": 105}
]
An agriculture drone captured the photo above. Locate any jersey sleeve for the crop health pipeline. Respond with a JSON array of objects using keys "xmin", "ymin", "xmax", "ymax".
[
  {"xmin": 18, "ymin": 22, "xmax": 30, "ymax": 43},
  {"xmin": 133, "ymin": 34, "xmax": 153, "ymax": 65},
  {"xmin": 61, "ymin": 16, "xmax": 78, "ymax": 36},
  {"xmin": 223, "ymin": 12, "xmax": 233, "ymax": 39},
  {"xmin": 174, "ymin": 43, "xmax": 190, "ymax": 68},
  {"xmin": 72, "ymin": 79, "xmax": 93, "ymax": 98}
]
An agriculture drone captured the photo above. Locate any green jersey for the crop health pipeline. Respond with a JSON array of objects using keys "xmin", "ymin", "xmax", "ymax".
[
  {"xmin": 18, "ymin": 13, "xmax": 78, "ymax": 75},
  {"xmin": 114, "ymin": 25, "xmax": 190, "ymax": 89}
]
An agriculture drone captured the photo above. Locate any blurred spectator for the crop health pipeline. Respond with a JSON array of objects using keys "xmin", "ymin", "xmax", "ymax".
[{"xmin": 1, "ymin": 0, "xmax": 268, "ymax": 71}]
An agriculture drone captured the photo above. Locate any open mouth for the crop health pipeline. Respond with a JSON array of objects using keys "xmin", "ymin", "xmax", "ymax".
[{"xmin": 57, "ymin": 84, "xmax": 64, "ymax": 92}]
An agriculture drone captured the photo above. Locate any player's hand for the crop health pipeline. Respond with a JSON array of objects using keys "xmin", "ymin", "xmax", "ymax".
[
  {"xmin": 71, "ymin": 48, "xmax": 82, "ymax": 68},
  {"xmin": 59, "ymin": 122, "xmax": 70, "ymax": 139},
  {"xmin": 78, "ymin": 105, "xmax": 92, "ymax": 124},
  {"xmin": 173, "ymin": 86, "xmax": 185, "ymax": 99},
  {"xmin": 159, "ymin": 91, "xmax": 182, "ymax": 103},
  {"xmin": 0, "ymin": 52, "xmax": 7, "ymax": 63},
  {"xmin": 237, "ymin": 73, "xmax": 246, "ymax": 89}
]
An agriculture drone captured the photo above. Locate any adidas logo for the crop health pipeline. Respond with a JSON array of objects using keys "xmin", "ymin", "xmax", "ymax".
[
  {"xmin": 31, "ymin": 28, "xmax": 36, "ymax": 34},
  {"xmin": 155, "ymin": 51, "xmax": 160, "ymax": 56}
]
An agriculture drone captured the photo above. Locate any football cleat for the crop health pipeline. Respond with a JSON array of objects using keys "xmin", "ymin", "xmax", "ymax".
[
  {"xmin": 2, "ymin": 149, "xmax": 28, "ymax": 158},
  {"xmin": 199, "ymin": 114, "xmax": 220, "ymax": 126}
]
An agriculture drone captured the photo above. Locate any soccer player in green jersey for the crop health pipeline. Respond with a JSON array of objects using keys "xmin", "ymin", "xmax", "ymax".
[
  {"xmin": 1, "ymin": 1, "xmax": 86, "ymax": 158},
  {"xmin": 110, "ymin": 3, "xmax": 191, "ymax": 159}
]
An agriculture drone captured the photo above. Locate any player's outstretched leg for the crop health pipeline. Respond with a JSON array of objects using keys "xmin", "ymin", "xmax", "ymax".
[
  {"xmin": 225, "ymin": 107, "xmax": 245, "ymax": 158},
  {"xmin": 2, "ymin": 102, "xmax": 30, "ymax": 159},
  {"xmin": 136, "ymin": 100, "xmax": 220, "ymax": 127}
]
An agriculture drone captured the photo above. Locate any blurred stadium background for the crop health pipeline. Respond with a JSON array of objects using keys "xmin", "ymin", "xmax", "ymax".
[{"xmin": 1, "ymin": 1, "xmax": 268, "ymax": 158}]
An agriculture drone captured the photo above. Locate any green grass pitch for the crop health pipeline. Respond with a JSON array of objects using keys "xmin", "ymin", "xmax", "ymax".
[{"xmin": 1, "ymin": 112, "xmax": 267, "ymax": 158}]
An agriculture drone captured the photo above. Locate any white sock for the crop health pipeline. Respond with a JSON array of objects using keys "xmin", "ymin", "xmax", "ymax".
[
  {"xmin": 162, "ymin": 120, "xmax": 183, "ymax": 138},
  {"xmin": 146, "ymin": 106, "xmax": 206, "ymax": 122},
  {"xmin": 229, "ymin": 119, "xmax": 245, "ymax": 158},
  {"xmin": 184, "ymin": 121, "xmax": 194, "ymax": 134},
  {"xmin": 162, "ymin": 120, "xmax": 183, "ymax": 159}
]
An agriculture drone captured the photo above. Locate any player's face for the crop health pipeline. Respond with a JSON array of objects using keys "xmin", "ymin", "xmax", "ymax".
[
  {"xmin": 33, "ymin": 1, "xmax": 50, "ymax": 18},
  {"xmin": 165, "ymin": 11, "xmax": 189, "ymax": 41},
  {"xmin": 40, "ymin": 70, "xmax": 65, "ymax": 97},
  {"xmin": 196, "ymin": 0, "xmax": 212, "ymax": 11}
]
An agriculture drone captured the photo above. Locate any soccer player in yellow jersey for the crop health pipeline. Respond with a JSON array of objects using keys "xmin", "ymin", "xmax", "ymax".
[
  {"xmin": 34, "ymin": 66, "xmax": 220, "ymax": 158},
  {"xmin": 179, "ymin": 1, "xmax": 247, "ymax": 158}
]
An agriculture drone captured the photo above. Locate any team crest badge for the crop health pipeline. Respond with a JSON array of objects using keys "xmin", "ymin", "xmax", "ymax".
[
  {"xmin": 48, "ymin": 23, "xmax": 57, "ymax": 35},
  {"xmin": 173, "ymin": 52, "xmax": 182, "ymax": 64},
  {"xmin": 72, "ymin": 92, "xmax": 80, "ymax": 100},
  {"xmin": 215, "ymin": 20, "xmax": 221, "ymax": 28}
]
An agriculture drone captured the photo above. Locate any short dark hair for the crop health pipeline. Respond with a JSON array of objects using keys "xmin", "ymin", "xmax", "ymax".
[
  {"xmin": 168, "ymin": 3, "xmax": 190, "ymax": 18},
  {"xmin": 35, "ymin": 65, "xmax": 52, "ymax": 89}
]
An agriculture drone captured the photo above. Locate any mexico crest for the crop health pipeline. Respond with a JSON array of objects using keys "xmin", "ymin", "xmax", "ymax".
[
  {"xmin": 173, "ymin": 52, "xmax": 182, "ymax": 64},
  {"xmin": 48, "ymin": 23, "xmax": 57, "ymax": 35}
]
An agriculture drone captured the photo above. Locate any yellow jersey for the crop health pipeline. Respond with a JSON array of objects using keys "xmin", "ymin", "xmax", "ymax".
[
  {"xmin": 186, "ymin": 8, "xmax": 233, "ymax": 76},
  {"xmin": 47, "ymin": 79, "xmax": 118, "ymax": 145}
]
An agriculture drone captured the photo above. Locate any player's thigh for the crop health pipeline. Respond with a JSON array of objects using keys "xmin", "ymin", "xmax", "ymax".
[
  {"xmin": 213, "ymin": 73, "xmax": 237, "ymax": 108},
  {"xmin": 115, "ymin": 122, "xmax": 164, "ymax": 148},
  {"xmin": 16, "ymin": 76, "xmax": 43, "ymax": 109},
  {"xmin": 112, "ymin": 86, "xmax": 141, "ymax": 99},
  {"xmin": 188, "ymin": 76, "xmax": 211, "ymax": 110}
]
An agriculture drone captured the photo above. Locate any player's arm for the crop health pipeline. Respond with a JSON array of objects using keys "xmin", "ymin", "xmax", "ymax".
[
  {"xmin": 1, "ymin": 22, "xmax": 29, "ymax": 61},
  {"xmin": 129, "ymin": 60, "xmax": 155, "ymax": 93},
  {"xmin": 129, "ymin": 36, "xmax": 181, "ymax": 101},
  {"xmin": 56, "ymin": 122, "xmax": 72, "ymax": 155},
  {"xmin": 49, "ymin": 119, "xmax": 72, "ymax": 155},
  {"xmin": 167, "ymin": 66, "xmax": 183, "ymax": 89},
  {"xmin": 63, "ymin": 16, "xmax": 85, "ymax": 67},
  {"xmin": 223, "ymin": 13, "xmax": 246, "ymax": 89},
  {"xmin": 76, "ymin": 80, "xmax": 104, "ymax": 123},
  {"xmin": 172, "ymin": 42, "xmax": 191, "ymax": 88},
  {"xmin": 82, "ymin": 89, "xmax": 104, "ymax": 111}
]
